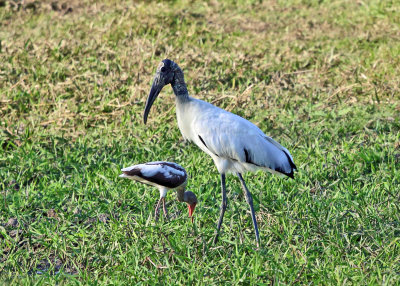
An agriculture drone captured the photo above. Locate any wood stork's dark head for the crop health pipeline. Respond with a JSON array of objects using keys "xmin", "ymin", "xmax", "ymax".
[{"xmin": 143, "ymin": 59, "xmax": 184, "ymax": 124}]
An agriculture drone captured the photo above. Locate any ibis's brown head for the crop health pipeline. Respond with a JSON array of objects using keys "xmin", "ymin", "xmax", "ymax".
[
  {"xmin": 184, "ymin": 190, "xmax": 197, "ymax": 223},
  {"xmin": 143, "ymin": 59, "xmax": 187, "ymax": 124}
]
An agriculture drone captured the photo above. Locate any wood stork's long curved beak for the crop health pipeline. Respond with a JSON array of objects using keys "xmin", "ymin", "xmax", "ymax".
[{"xmin": 143, "ymin": 74, "xmax": 164, "ymax": 124}]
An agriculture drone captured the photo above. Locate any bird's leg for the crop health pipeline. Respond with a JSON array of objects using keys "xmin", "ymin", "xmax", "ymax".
[
  {"xmin": 237, "ymin": 173, "xmax": 260, "ymax": 247},
  {"xmin": 154, "ymin": 198, "xmax": 163, "ymax": 222},
  {"xmin": 214, "ymin": 173, "xmax": 227, "ymax": 244},
  {"xmin": 162, "ymin": 197, "xmax": 169, "ymax": 220}
]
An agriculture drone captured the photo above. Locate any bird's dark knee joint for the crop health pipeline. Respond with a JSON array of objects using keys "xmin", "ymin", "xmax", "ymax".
[
  {"xmin": 220, "ymin": 202, "xmax": 227, "ymax": 211},
  {"xmin": 245, "ymin": 192, "xmax": 253, "ymax": 205}
]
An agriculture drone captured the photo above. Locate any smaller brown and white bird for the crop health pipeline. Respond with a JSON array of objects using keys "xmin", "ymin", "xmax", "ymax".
[{"xmin": 119, "ymin": 161, "xmax": 197, "ymax": 222}]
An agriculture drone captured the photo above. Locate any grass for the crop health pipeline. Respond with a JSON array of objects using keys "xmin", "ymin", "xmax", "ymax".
[{"xmin": 1, "ymin": 0, "xmax": 400, "ymax": 284}]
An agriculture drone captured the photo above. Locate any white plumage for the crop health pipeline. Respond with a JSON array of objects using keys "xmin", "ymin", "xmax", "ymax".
[{"xmin": 176, "ymin": 97, "xmax": 295, "ymax": 176}]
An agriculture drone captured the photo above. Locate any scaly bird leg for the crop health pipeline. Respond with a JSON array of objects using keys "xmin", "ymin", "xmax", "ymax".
[
  {"xmin": 214, "ymin": 173, "xmax": 227, "ymax": 244},
  {"xmin": 154, "ymin": 198, "xmax": 163, "ymax": 222},
  {"xmin": 237, "ymin": 173, "xmax": 260, "ymax": 247},
  {"xmin": 162, "ymin": 197, "xmax": 169, "ymax": 220}
]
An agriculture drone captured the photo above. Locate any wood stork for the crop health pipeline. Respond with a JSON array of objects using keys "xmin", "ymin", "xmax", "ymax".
[
  {"xmin": 119, "ymin": 161, "xmax": 197, "ymax": 222},
  {"xmin": 143, "ymin": 59, "xmax": 297, "ymax": 246}
]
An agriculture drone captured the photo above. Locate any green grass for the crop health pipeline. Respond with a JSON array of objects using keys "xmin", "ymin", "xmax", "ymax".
[{"xmin": 1, "ymin": 0, "xmax": 400, "ymax": 284}]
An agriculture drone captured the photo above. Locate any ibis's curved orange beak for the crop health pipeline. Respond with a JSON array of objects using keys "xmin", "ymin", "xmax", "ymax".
[{"xmin": 188, "ymin": 202, "xmax": 197, "ymax": 223}]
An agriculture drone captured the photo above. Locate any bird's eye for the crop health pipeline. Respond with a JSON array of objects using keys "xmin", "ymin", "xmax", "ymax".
[{"xmin": 161, "ymin": 66, "xmax": 166, "ymax": 72}]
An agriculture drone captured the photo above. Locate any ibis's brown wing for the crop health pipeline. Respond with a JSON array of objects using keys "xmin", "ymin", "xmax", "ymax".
[{"xmin": 122, "ymin": 161, "xmax": 187, "ymax": 188}]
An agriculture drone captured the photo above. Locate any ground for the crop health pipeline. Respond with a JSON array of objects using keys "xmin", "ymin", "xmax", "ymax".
[{"xmin": 0, "ymin": 0, "xmax": 399, "ymax": 284}]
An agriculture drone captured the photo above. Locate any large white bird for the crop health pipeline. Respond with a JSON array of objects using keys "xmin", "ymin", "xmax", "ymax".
[
  {"xmin": 143, "ymin": 59, "xmax": 297, "ymax": 246},
  {"xmin": 119, "ymin": 161, "xmax": 197, "ymax": 222}
]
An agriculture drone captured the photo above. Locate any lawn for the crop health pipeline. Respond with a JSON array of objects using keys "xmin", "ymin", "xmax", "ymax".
[{"xmin": 1, "ymin": 0, "xmax": 399, "ymax": 284}]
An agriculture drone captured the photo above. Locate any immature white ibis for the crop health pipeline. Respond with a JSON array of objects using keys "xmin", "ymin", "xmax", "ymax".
[
  {"xmin": 143, "ymin": 59, "xmax": 297, "ymax": 246},
  {"xmin": 119, "ymin": 161, "xmax": 197, "ymax": 222}
]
